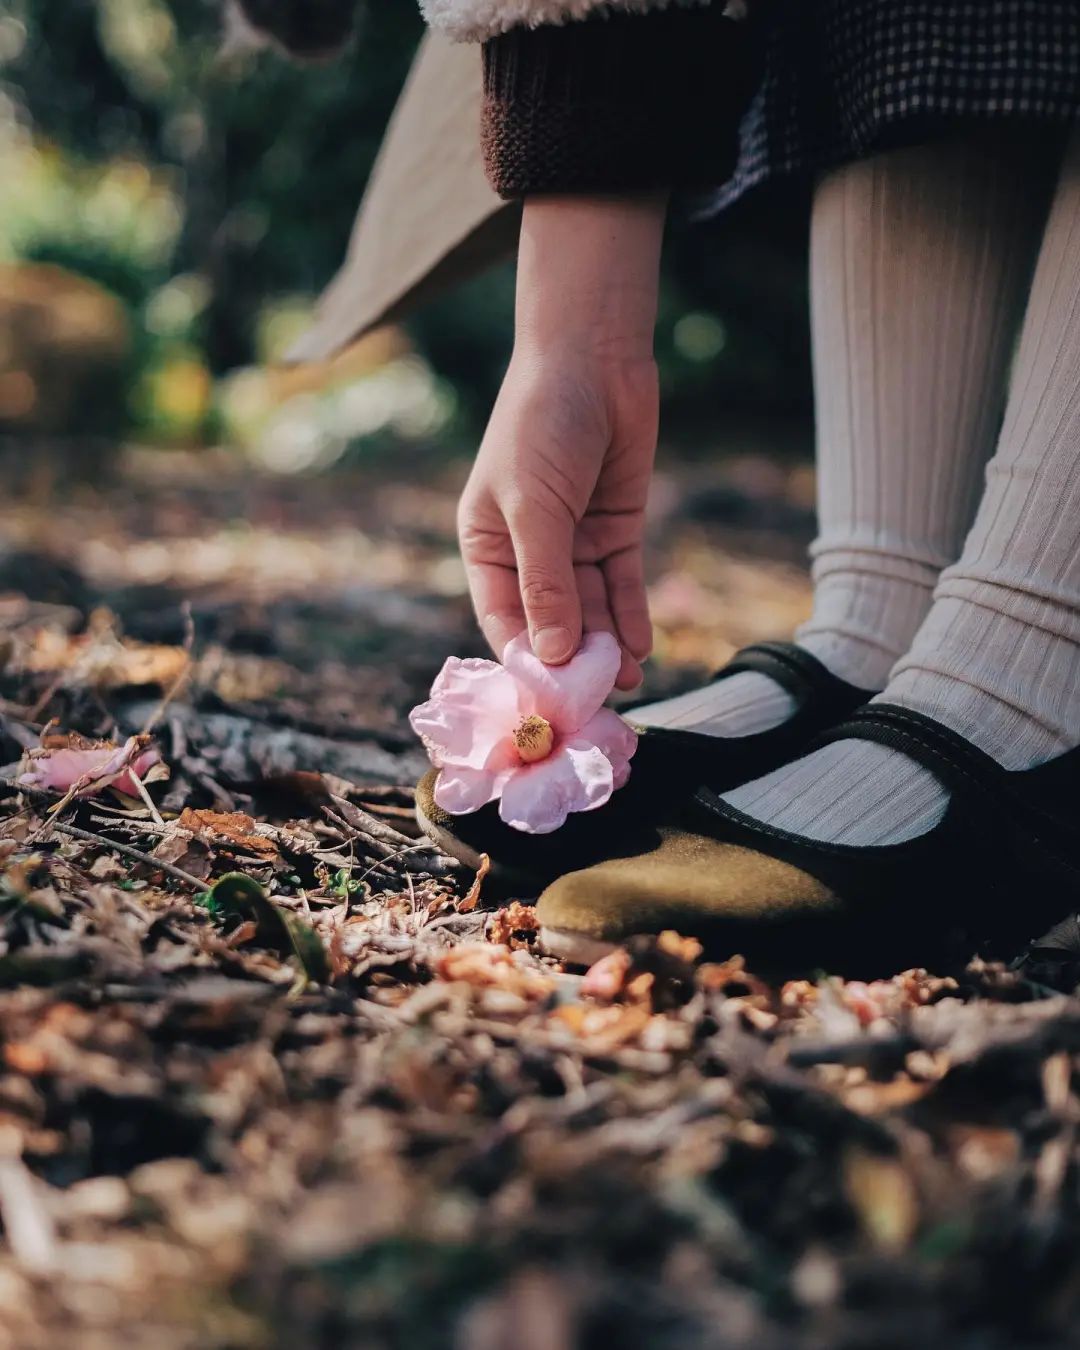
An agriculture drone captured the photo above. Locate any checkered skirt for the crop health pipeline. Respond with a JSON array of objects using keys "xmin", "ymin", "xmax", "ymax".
[{"xmin": 701, "ymin": 0, "xmax": 1080, "ymax": 213}]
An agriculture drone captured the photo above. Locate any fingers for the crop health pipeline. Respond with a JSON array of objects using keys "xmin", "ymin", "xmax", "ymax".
[
  {"xmin": 508, "ymin": 501, "xmax": 582, "ymax": 665},
  {"xmin": 614, "ymin": 647, "xmax": 644, "ymax": 691},
  {"xmin": 464, "ymin": 556, "xmax": 527, "ymax": 660},
  {"xmin": 602, "ymin": 547, "xmax": 653, "ymax": 662},
  {"xmin": 575, "ymin": 564, "xmax": 642, "ymax": 690},
  {"xmin": 460, "ymin": 492, "xmax": 647, "ymax": 692},
  {"xmin": 466, "ymin": 546, "xmax": 643, "ymax": 689}
]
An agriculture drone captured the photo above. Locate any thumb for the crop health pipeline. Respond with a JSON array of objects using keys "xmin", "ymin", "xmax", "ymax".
[{"xmin": 508, "ymin": 502, "xmax": 582, "ymax": 665}]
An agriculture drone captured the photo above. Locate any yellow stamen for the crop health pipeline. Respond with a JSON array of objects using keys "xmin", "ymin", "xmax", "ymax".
[{"xmin": 513, "ymin": 714, "xmax": 554, "ymax": 763}]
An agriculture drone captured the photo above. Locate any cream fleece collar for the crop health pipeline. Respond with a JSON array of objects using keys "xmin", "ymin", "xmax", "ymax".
[{"xmin": 421, "ymin": 0, "xmax": 747, "ymax": 43}]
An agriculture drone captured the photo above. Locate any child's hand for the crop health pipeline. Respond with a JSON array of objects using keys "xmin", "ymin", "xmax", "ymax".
[
  {"xmin": 459, "ymin": 347, "xmax": 657, "ymax": 690},
  {"xmin": 458, "ymin": 195, "xmax": 666, "ymax": 690}
]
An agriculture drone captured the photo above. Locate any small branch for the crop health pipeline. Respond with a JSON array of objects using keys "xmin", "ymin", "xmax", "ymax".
[
  {"xmin": 139, "ymin": 601, "xmax": 195, "ymax": 736},
  {"xmin": 0, "ymin": 1154, "xmax": 58, "ymax": 1277},
  {"xmin": 89, "ymin": 811, "xmax": 165, "ymax": 837},
  {"xmin": 355, "ymin": 843, "xmax": 434, "ymax": 887},
  {"xmin": 49, "ymin": 820, "xmax": 207, "ymax": 891},
  {"xmin": 0, "ymin": 780, "xmax": 54, "ymax": 807},
  {"xmin": 25, "ymin": 671, "xmax": 67, "ymax": 725},
  {"xmin": 327, "ymin": 795, "xmax": 414, "ymax": 849},
  {"xmin": 127, "ymin": 765, "xmax": 165, "ymax": 829}
]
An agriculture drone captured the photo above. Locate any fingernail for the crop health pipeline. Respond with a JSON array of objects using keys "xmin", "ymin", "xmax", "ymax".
[{"xmin": 532, "ymin": 626, "xmax": 572, "ymax": 664}]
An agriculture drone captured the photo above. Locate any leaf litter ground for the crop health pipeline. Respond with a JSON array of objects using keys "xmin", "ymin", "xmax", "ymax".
[{"xmin": 0, "ymin": 452, "xmax": 1076, "ymax": 1350}]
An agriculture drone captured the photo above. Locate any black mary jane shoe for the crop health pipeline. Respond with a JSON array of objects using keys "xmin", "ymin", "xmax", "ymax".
[
  {"xmin": 534, "ymin": 703, "xmax": 1080, "ymax": 972},
  {"xmin": 415, "ymin": 641, "xmax": 875, "ymax": 896}
]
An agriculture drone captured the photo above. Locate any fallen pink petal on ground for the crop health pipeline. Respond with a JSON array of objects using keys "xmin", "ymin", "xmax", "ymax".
[{"xmin": 19, "ymin": 739, "xmax": 162, "ymax": 798}]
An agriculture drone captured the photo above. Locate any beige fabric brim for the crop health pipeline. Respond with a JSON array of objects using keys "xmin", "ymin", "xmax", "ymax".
[{"xmin": 286, "ymin": 32, "xmax": 519, "ymax": 365}]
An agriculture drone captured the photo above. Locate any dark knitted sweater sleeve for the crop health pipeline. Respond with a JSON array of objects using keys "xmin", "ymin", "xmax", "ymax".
[{"xmin": 481, "ymin": 5, "xmax": 764, "ymax": 198}]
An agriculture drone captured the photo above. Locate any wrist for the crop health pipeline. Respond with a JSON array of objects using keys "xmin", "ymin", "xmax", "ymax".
[{"xmin": 514, "ymin": 195, "xmax": 666, "ymax": 361}]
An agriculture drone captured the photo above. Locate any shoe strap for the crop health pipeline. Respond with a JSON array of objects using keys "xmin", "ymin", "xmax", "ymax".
[
  {"xmin": 720, "ymin": 641, "xmax": 871, "ymax": 719},
  {"xmin": 817, "ymin": 702, "xmax": 1080, "ymax": 846}
]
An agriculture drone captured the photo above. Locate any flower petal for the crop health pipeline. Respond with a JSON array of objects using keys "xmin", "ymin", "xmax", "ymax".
[
  {"xmin": 19, "ymin": 743, "xmax": 161, "ymax": 797},
  {"xmin": 579, "ymin": 707, "xmax": 638, "ymax": 790},
  {"xmin": 112, "ymin": 749, "xmax": 162, "ymax": 796},
  {"xmin": 433, "ymin": 766, "xmax": 499, "ymax": 815},
  {"xmin": 409, "ymin": 657, "xmax": 521, "ymax": 770},
  {"xmin": 497, "ymin": 741, "xmax": 614, "ymax": 834},
  {"xmin": 502, "ymin": 631, "xmax": 621, "ymax": 735}
]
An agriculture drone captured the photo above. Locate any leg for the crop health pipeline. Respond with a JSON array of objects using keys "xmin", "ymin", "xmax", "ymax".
[
  {"xmin": 887, "ymin": 125, "xmax": 1080, "ymax": 762},
  {"xmin": 729, "ymin": 126, "xmax": 1080, "ymax": 844},
  {"xmin": 634, "ymin": 130, "xmax": 1050, "ymax": 736}
]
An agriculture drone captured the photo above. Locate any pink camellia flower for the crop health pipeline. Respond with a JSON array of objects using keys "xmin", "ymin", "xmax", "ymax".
[{"xmin": 410, "ymin": 631, "xmax": 637, "ymax": 835}]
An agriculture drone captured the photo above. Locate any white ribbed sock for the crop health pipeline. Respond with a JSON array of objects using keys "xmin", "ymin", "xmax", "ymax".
[
  {"xmin": 632, "ymin": 670, "xmax": 798, "ymax": 737},
  {"xmin": 638, "ymin": 131, "xmax": 1045, "ymax": 744},
  {"xmin": 730, "ymin": 129, "xmax": 1080, "ymax": 846}
]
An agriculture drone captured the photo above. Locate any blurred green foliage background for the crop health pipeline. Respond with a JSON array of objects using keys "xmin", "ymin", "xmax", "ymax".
[{"xmin": 0, "ymin": 0, "xmax": 812, "ymax": 463}]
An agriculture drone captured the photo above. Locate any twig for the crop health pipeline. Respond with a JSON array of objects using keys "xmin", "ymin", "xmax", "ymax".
[
  {"xmin": 352, "ymin": 998, "xmax": 410, "ymax": 1031},
  {"xmin": 355, "ymin": 843, "xmax": 441, "ymax": 887},
  {"xmin": 89, "ymin": 812, "xmax": 164, "ymax": 837},
  {"xmin": 139, "ymin": 600, "xmax": 195, "ymax": 736},
  {"xmin": 320, "ymin": 812, "xmax": 399, "ymax": 861},
  {"xmin": 48, "ymin": 820, "xmax": 207, "ymax": 891},
  {"xmin": 126, "ymin": 764, "xmax": 165, "ymax": 829},
  {"xmin": 425, "ymin": 911, "xmax": 488, "ymax": 933},
  {"xmin": 354, "ymin": 784, "xmax": 415, "ymax": 804},
  {"xmin": 0, "ymin": 780, "xmax": 54, "ymax": 806},
  {"xmin": 0, "ymin": 1153, "xmax": 58, "ymax": 1277},
  {"xmin": 25, "ymin": 670, "xmax": 67, "ymax": 725},
  {"xmin": 445, "ymin": 1014, "xmax": 676, "ymax": 1075},
  {"xmin": 0, "ymin": 700, "xmax": 44, "ymax": 729},
  {"xmin": 326, "ymin": 795, "xmax": 414, "ymax": 849},
  {"xmin": 27, "ymin": 773, "xmax": 84, "ymax": 839}
]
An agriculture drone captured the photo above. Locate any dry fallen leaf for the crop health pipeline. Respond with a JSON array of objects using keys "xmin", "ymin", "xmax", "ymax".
[
  {"xmin": 457, "ymin": 853, "xmax": 491, "ymax": 914},
  {"xmin": 551, "ymin": 1002, "xmax": 652, "ymax": 1052},
  {"xmin": 151, "ymin": 827, "xmax": 213, "ymax": 881},
  {"xmin": 17, "ymin": 612, "xmax": 188, "ymax": 690},
  {"xmin": 487, "ymin": 901, "xmax": 540, "ymax": 950},
  {"xmin": 178, "ymin": 808, "xmax": 278, "ymax": 858},
  {"xmin": 433, "ymin": 944, "xmax": 555, "ymax": 1001},
  {"xmin": 843, "ymin": 1148, "xmax": 919, "ymax": 1254}
]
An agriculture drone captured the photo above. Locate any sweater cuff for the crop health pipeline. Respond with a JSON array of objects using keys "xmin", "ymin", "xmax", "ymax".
[{"xmin": 481, "ymin": 6, "xmax": 761, "ymax": 198}]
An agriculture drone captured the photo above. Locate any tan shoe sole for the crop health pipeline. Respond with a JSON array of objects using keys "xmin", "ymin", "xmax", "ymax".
[
  {"xmin": 538, "ymin": 926, "xmax": 617, "ymax": 966},
  {"xmin": 414, "ymin": 788, "xmax": 545, "ymax": 898}
]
